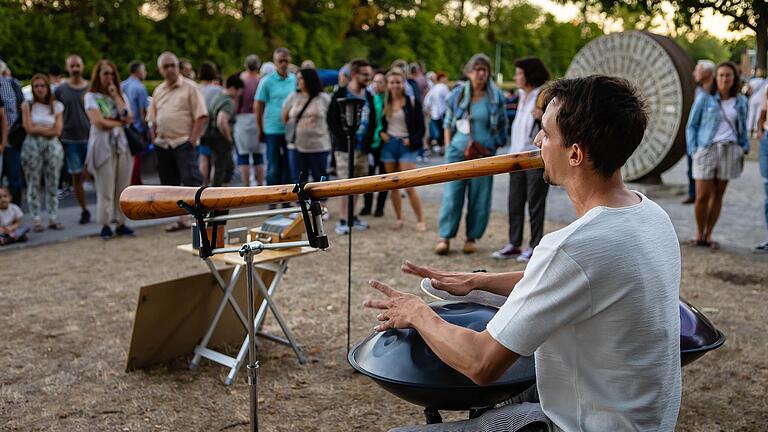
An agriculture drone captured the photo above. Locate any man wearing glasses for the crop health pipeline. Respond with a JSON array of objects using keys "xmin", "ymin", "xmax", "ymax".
[{"xmin": 147, "ymin": 51, "xmax": 208, "ymax": 232}]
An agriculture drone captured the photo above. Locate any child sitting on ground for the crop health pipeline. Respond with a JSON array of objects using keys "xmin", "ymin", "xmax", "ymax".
[{"xmin": 0, "ymin": 186, "xmax": 30, "ymax": 245}]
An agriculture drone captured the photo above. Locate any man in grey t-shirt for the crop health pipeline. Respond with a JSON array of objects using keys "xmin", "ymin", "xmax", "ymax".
[
  {"xmin": 54, "ymin": 54, "xmax": 91, "ymax": 224},
  {"xmin": 364, "ymin": 76, "xmax": 681, "ymax": 432}
]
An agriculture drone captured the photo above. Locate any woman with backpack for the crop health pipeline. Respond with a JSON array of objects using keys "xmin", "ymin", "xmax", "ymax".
[
  {"xmin": 435, "ymin": 54, "xmax": 507, "ymax": 255},
  {"xmin": 379, "ymin": 67, "xmax": 427, "ymax": 231},
  {"xmin": 20, "ymin": 74, "xmax": 65, "ymax": 231}
]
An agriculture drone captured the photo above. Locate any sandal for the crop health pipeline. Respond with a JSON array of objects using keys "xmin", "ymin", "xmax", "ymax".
[
  {"xmin": 689, "ymin": 239, "xmax": 709, "ymax": 247},
  {"xmin": 391, "ymin": 219, "xmax": 404, "ymax": 231},
  {"xmin": 434, "ymin": 240, "xmax": 450, "ymax": 256},
  {"xmin": 165, "ymin": 221, "xmax": 191, "ymax": 232},
  {"xmin": 48, "ymin": 221, "xmax": 64, "ymax": 230},
  {"xmin": 462, "ymin": 240, "xmax": 477, "ymax": 254},
  {"xmin": 33, "ymin": 219, "xmax": 44, "ymax": 233},
  {"xmin": 415, "ymin": 222, "xmax": 427, "ymax": 232},
  {"xmin": 709, "ymin": 241, "xmax": 720, "ymax": 251}
]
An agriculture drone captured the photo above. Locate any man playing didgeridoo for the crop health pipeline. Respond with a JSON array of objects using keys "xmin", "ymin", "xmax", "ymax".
[{"xmin": 364, "ymin": 75, "xmax": 681, "ymax": 432}]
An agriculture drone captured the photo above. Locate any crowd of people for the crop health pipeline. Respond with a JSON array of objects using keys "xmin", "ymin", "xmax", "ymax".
[{"xmin": 1, "ymin": 50, "xmax": 767, "ymax": 254}]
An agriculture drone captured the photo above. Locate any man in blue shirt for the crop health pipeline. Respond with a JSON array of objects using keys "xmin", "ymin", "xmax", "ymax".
[
  {"xmin": 121, "ymin": 61, "xmax": 150, "ymax": 185},
  {"xmin": 254, "ymin": 47, "xmax": 296, "ymax": 186}
]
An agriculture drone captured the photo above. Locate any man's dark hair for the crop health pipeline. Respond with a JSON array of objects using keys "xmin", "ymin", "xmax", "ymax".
[
  {"xmin": 48, "ymin": 64, "xmax": 62, "ymax": 76},
  {"xmin": 198, "ymin": 61, "xmax": 219, "ymax": 81},
  {"xmin": 349, "ymin": 58, "xmax": 370, "ymax": 75},
  {"xmin": 514, "ymin": 57, "xmax": 550, "ymax": 88},
  {"xmin": 300, "ymin": 68, "xmax": 323, "ymax": 98},
  {"xmin": 543, "ymin": 75, "xmax": 648, "ymax": 178},
  {"xmin": 709, "ymin": 61, "xmax": 741, "ymax": 98},
  {"xmin": 128, "ymin": 61, "xmax": 144, "ymax": 74},
  {"xmin": 225, "ymin": 73, "xmax": 244, "ymax": 89}
]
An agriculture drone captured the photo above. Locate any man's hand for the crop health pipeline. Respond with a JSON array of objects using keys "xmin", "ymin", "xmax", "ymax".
[
  {"xmin": 363, "ymin": 279, "xmax": 433, "ymax": 332},
  {"xmin": 401, "ymin": 260, "xmax": 479, "ymax": 296}
]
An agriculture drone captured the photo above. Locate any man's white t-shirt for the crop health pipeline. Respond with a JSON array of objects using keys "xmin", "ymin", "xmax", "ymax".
[{"xmin": 487, "ymin": 192, "xmax": 681, "ymax": 432}]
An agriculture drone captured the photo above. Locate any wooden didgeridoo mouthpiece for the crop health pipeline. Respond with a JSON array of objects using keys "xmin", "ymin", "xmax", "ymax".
[{"xmin": 120, "ymin": 150, "xmax": 544, "ymax": 220}]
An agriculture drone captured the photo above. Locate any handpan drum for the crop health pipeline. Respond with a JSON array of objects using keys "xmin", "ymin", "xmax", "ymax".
[{"xmin": 349, "ymin": 299, "xmax": 725, "ymax": 411}]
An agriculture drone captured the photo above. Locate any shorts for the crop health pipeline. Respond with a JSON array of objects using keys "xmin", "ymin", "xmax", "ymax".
[
  {"xmin": 381, "ymin": 137, "xmax": 418, "ymax": 164},
  {"xmin": 61, "ymin": 139, "xmax": 88, "ymax": 174},
  {"xmin": 236, "ymin": 151, "xmax": 265, "ymax": 166},
  {"xmin": 334, "ymin": 150, "xmax": 369, "ymax": 179},
  {"xmin": 198, "ymin": 142, "xmax": 213, "ymax": 157},
  {"xmin": 692, "ymin": 141, "xmax": 744, "ymax": 180}
]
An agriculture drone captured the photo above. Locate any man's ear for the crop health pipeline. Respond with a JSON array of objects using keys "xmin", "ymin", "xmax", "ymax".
[{"xmin": 569, "ymin": 143, "xmax": 584, "ymax": 167}]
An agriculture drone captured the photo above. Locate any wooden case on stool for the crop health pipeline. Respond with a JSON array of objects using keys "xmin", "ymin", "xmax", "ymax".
[{"xmin": 249, "ymin": 214, "xmax": 306, "ymax": 244}]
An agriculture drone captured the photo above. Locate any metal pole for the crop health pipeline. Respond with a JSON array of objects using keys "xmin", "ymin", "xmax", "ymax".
[
  {"xmin": 495, "ymin": 42, "xmax": 501, "ymax": 81},
  {"xmin": 346, "ymin": 132, "xmax": 354, "ymax": 354},
  {"xmin": 240, "ymin": 244, "xmax": 260, "ymax": 432}
]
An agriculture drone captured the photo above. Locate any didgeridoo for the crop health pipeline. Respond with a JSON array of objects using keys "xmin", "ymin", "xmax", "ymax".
[{"xmin": 120, "ymin": 150, "xmax": 543, "ymax": 220}]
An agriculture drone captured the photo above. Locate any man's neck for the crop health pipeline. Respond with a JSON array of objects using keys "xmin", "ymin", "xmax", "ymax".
[
  {"xmin": 131, "ymin": 73, "xmax": 142, "ymax": 81},
  {"xmin": 347, "ymin": 81, "xmax": 363, "ymax": 96},
  {"xmin": 68, "ymin": 76, "xmax": 86, "ymax": 88},
  {"xmin": 166, "ymin": 77, "xmax": 179, "ymax": 87},
  {"xmin": 564, "ymin": 171, "xmax": 640, "ymax": 217},
  {"xmin": 277, "ymin": 70, "xmax": 288, "ymax": 79}
]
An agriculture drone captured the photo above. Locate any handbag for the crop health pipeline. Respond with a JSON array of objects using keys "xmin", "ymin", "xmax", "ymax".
[
  {"xmin": 8, "ymin": 119, "xmax": 26, "ymax": 150},
  {"xmin": 285, "ymin": 95, "xmax": 315, "ymax": 145},
  {"xmin": 124, "ymin": 124, "xmax": 148, "ymax": 155},
  {"xmin": 461, "ymin": 99, "xmax": 493, "ymax": 160}
]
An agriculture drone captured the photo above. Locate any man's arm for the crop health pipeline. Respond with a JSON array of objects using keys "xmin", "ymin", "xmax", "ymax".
[
  {"xmin": 365, "ymin": 280, "xmax": 520, "ymax": 386},
  {"xmin": 254, "ymin": 100, "xmax": 265, "ymax": 141},
  {"xmin": 401, "ymin": 261, "xmax": 523, "ymax": 297},
  {"xmin": 189, "ymin": 115, "xmax": 208, "ymax": 146},
  {"xmin": 217, "ymin": 111, "xmax": 232, "ymax": 143},
  {"xmin": 0, "ymin": 107, "xmax": 8, "ymax": 151}
]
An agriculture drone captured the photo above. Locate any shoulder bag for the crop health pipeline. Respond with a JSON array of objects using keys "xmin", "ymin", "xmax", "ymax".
[{"xmin": 285, "ymin": 94, "xmax": 315, "ymax": 146}]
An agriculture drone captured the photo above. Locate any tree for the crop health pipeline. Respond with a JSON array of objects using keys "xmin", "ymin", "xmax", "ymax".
[{"xmin": 559, "ymin": 0, "xmax": 768, "ymax": 71}]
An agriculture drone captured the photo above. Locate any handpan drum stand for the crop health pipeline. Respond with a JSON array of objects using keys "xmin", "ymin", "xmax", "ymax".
[{"xmin": 180, "ymin": 184, "xmax": 329, "ymax": 432}]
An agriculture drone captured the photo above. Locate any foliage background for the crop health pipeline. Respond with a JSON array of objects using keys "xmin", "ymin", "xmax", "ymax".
[{"xmin": 0, "ymin": 0, "xmax": 754, "ymax": 81}]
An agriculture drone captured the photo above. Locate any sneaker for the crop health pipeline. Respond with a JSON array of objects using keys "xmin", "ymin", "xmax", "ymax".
[
  {"xmin": 79, "ymin": 209, "xmax": 91, "ymax": 225},
  {"xmin": 359, "ymin": 207, "xmax": 372, "ymax": 216},
  {"xmin": 352, "ymin": 217, "xmax": 369, "ymax": 231},
  {"xmin": 491, "ymin": 244, "xmax": 522, "ymax": 260},
  {"xmin": 100, "ymin": 226, "xmax": 114, "ymax": 240},
  {"xmin": 517, "ymin": 247, "xmax": 534, "ymax": 262},
  {"xmin": 116, "ymin": 224, "xmax": 135, "ymax": 237},
  {"xmin": 755, "ymin": 240, "xmax": 768, "ymax": 253},
  {"xmin": 462, "ymin": 240, "xmax": 477, "ymax": 254},
  {"xmin": 335, "ymin": 220, "xmax": 350, "ymax": 235},
  {"xmin": 434, "ymin": 240, "xmax": 450, "ymax": 255}
]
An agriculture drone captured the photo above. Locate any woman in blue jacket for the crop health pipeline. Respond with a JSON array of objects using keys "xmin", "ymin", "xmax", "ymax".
[
  {"xmin": 685, "ymin": 61, "xmax": 749, "ymax": 249},
  {"xmin": 435, "ymin": 54, "xmax": 507, "ymax": 255}
]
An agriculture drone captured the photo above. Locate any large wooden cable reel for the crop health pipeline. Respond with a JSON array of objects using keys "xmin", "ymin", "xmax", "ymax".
[{"xmin": 565, "ymin": 31, "xmax": 695, "ymax": 183}]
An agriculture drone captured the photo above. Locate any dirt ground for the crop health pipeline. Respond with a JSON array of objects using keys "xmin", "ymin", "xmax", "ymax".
[{"xmin": 1, "ymin": 203, "xmax": 766, "ymax": 431}]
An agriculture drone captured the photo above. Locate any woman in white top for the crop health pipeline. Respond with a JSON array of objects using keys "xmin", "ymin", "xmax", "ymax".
[
  {"xmin": 685, "ymin": 61, "xmax": 749, "ymax": 249},
  {"xmin": 20, "ymin": 74, "xmax": 65, "ymax": 231},
  {"xmin": 379, "ymin": 68, "xmax": 427, "ymax": 231},
  {"xmin": 492, "ymin": 57, "xmax": 550, "ymax": 262},
  {"xmin": 84, "ymin": 60, "xmax": 134, "ymax": 240}
]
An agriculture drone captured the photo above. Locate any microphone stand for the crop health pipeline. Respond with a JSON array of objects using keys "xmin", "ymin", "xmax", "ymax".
[{"xmin": 336, "ymin": 97, "xmax": 365, "ymax": 353}]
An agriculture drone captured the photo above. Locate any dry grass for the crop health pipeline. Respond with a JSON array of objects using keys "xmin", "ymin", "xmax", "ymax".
[{"xmin": 1, "ymin": 203, "xmax": 766, "ymax": 431}]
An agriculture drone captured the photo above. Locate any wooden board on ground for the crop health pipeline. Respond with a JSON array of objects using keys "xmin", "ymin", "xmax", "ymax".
[{"xmin": 126, "ymin": 267, "xmax": 274, "ymax": 371}]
